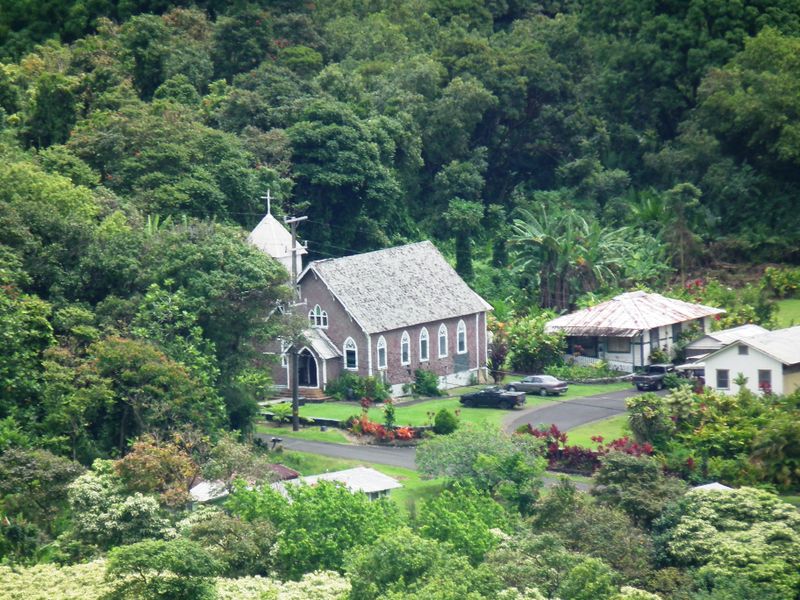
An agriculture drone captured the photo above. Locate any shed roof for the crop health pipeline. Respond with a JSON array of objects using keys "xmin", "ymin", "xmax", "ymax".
[
  {"xmin": 545, "ymin": 291, "xmax": 725, "ymax": 338},
  {"xmin": 247, "ymin": 213, "xmax": 307, "ymax": 261},
  {"xmin": 301, "ymin": 241, "xmax": 492, "ymax": 334},
  {"xmin": 271, "ymin": 467, "xmax": 402, "ymax": 497},
  {"xmin": 691, "ymin": 482, "xmax": 733, "ymax": 492},
  {"xmin": 708, "ymin": 325, "xmax": 800, "ymax": 366}
]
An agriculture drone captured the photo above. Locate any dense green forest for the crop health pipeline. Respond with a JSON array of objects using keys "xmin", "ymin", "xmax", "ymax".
[{"xmin": 2, "ymin": 1, "xmax": 800, "ymax": 599}]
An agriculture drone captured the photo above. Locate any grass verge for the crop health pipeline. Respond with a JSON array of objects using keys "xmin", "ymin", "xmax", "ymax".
[
  {"xmin": 256, "ymin": 422, "xmax": 349, "ymax": 444},
  {"xmin": 776, "ymin": 298, "xmax": 800, "ymax": 327},
  {"xmin": 565, "ymin": 414, "xmax": 630, "ymax": 448}
]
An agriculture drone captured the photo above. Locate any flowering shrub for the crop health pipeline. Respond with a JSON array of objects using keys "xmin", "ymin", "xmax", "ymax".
[
  {"xmin": 523, "ymin": 424, "xmax": 652, "ymax": 475},
  {"xmin": 395, "ymin": 426, "xmax": 415, "ymax": 440},
  {"xmin": 348, "ymin": 415, "xmax": 422, "ymax": 442}
]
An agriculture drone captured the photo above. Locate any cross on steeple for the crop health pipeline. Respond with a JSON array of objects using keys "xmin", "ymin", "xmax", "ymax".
[{"xmin": 260, "ymin": 189, "xmax": 272, "ymax": 215}]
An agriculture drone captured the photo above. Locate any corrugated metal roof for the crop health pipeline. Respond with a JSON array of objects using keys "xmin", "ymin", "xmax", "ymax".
[
  {"xmin": 738, "ymin": 325, "xmax": 800, "ymax": 365},
  {"xmin": 272, "ymin": 467, "xmax": 402, "ymax": 496},
  {"xmin": 302, "ymin": 241, "xmax": 492, "ymax": 334},
  {"xmin": 545, "ymin": 291, "xmax": 725, "ymax": 337},
  {"xmin": 686, "ymin": 324, "xmax": 769, "ymax": 350}
]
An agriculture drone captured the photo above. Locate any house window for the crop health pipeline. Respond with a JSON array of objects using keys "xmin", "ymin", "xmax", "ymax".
[
  {"xmin": 738, "ymin": 345, "xmax": 749, "ymax": 355},
  {"xmin": 716, "ymin": 369, "xmax": 729, "ymax": 390},
  {"xmin": 758, "ymin": 369, "xmax": 772, "ymax": 392},
  {"xmin": 401, "ymin": 331, "xmax": 410, "ymax": 365},
  {"xmin": 308, "ymin": 304, "xmax": 328, "ymax": 328},
  {"xmin": 377, "ymin": 336, "xmax": 387, "ymax": 370},
  {"xmin": 456, "ymin": 320, "xmax": 467, "ymax": 354},
  {"xmin": 438, "ymin": 324, "xmax": 448, "ymax": 357},
  {"xmin": 649, "ymin": 328, "xmax": 660, "ymax": 350},
  {"xmin": 344, "ymin": 337, "xmax": 357, "ymax": 370},
  {"xmin": 607, "ymin": 337, "xmax": 631, "ymax": 353},
  {"xmin": 672, "ymin": 323, "xmax": 682, "ymax": 343}
]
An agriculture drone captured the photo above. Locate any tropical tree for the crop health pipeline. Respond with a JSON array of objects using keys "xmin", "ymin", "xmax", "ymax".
[{"xmin": 511, "ymin": 207, "xmax": 629, "ymax": 310}]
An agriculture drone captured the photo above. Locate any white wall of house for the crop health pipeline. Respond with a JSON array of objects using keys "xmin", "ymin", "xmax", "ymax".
[{"xmin": 703, "ymin": 344, "xmax": 783, "ymax": 395}]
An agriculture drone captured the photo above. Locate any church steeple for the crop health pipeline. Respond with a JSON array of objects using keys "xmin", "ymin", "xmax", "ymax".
[{"xmin": 247, "ymin": 191, "xmax": 307, "ymax": 275}]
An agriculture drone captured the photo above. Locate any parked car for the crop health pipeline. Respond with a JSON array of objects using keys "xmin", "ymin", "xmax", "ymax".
[
  {"xmin": 506, "ymin": 375, "xmax": 568, "ymax": 396},
  {"xmin": 460, "ymin": 386, "xmax": 526, "ymax": 409},
  {"xmin": 632, "ymin": 364, "xmax": 675, "ymax": 391}
]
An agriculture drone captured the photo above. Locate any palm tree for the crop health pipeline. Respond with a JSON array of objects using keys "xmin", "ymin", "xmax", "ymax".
[{"xmin": 510, "ymin": 206, "xmax": 630, "ymax": 310}]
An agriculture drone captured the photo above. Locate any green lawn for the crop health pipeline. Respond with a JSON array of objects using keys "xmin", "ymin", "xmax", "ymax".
[
  {"xmin": 566, "ymin": 414, "xmax": 630, "ymax": 448},
  {"xmin": 256, "ymin": 422, "xmax": 350, "ymax": 444},
  {"xmin": 294, "ymin": 382, "xmax": 632, "ymax": 429},
  {"xmin": 776, "ymin": 298, "xmax": 800, "ymax": 327},
  {"xmin": 274, "ymin": 450, "xmax": 443, "ymax": 516}
]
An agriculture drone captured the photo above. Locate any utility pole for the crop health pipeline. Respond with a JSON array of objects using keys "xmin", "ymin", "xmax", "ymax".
[{"xmin": 285, "ymin": 213, "xmax": 307, "ymax": 432}]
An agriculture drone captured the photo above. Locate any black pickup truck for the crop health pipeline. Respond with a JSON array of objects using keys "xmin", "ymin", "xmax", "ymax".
[{"xmin": 632, "ymin": 364, "xmax": 675, "ymax": 391}]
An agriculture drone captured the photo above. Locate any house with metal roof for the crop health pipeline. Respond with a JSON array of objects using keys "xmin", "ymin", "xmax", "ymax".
[
  {"xmin": 683, "ymin": 324, "xmax": 769, "ymax": 360},
  {"xmin": 703, "ymin": 325, "xmax": 800, "ymax": 395},
  {"xmin": 271, "ymin": 466, "xmax": 402, "ymax": 501},
  {"xmin": 545, "ymin": 291, "xmax": 725, "ymax": 371},
  {"xmin": 269, "ymin": 240, "xmax": 492, "ymax": 396}
]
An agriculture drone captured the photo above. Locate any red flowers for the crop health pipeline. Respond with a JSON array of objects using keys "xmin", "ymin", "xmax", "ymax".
[
  {"xmin": 350, "ymin": 415, "xmax": 420, "ymax": 442},
  {"xmin": 524, "ymin": 424, "xmax": 653, "ymax": 474}
]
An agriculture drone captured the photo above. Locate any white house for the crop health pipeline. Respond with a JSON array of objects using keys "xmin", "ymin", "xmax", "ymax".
[
  {"xmin": 683, "ymin": 324, "xmax": 769, "ymax": 360},
  {"xmin": 702, "ymin": 325, "xmax": 800, "ymax": 396},
  {"xmin": 271, "ymin": 466, "xmax": 402, "ymax": 501},
  {"xmin": 545, "ymin": 291, "xmax": 725, "ymax": 372}
]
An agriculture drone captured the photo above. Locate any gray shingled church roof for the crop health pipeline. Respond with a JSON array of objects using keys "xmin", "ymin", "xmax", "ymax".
[{"xmin": 301, "ymin": 241, "xmax": 492, "ymax": 334}]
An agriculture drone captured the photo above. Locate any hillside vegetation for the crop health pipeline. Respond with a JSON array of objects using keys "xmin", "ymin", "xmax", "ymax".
[{"xmin": 2, "ymin": 3, "xmax": 800, "ymax": 600}]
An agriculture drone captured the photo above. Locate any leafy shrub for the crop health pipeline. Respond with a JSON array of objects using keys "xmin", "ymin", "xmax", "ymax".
[
  {"xmin": 524, "ymin": 424, "xmax": 653, "ymax": 475},
  {"xmin": 762, "ymin": 265, "xmax": 800, "ymax": 298},
  {"xmin": 412, "ymin": 369, "xmax": 442, "ymax": 397},
  {"xmin": 662, "ymin": 372, "xmax": 684, "ymax": 389},
  {"xmin": 383, "ymin": 401, "xmax": 395, "ymax": 429},
  {"xmin": 270, "ymin": 403, "xmax": 293, "ymax": 423},
  {"xmin": 648, "ymin": 347, "xmax": 670, "ymax": 364},
  {"xmin": 433, "ymin": 408, "xmax": 459, "ymax": 435},
  {"xmin": 546, "ymin": 361, "xmax": 626, "ymax": 381},
  {"xmin": 506, "ymin": 312, "xmax": 566, "ymax": 373},
  {"xmin": 674, "ymin": 279, "xmax": 776, "ymax": 328},
  {"xmin": 325, "ymin": 373, "xmax": 390, "ymax": 402},
  {"xmin": 626, "ymin": 393, "xmax": 675, "ymax": 445}
]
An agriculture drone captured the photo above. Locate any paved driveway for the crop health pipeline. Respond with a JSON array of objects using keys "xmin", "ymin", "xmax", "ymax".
[
  {"xmin": 503, "ymin": 386, "xmax": 652, "ymax": 433},
  {"xmin": 256, "ymin": 387, "xmax": 666, "ymax": 491},
  {"xmin": 269, "ymin": 437, "xmax": 417, "ymax": 469}
]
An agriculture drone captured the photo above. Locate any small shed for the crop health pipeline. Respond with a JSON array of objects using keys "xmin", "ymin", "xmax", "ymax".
[
  {"xmin": 545, "ymin": 291, "xmax": 725, "ymax": 371},
  {"xmin": 271, "ymin": 466, "xmax": 402, "ymax": 501},
  {"xmin": 691, "ymin": 482, "xmax": 733, "ymax": 492}
]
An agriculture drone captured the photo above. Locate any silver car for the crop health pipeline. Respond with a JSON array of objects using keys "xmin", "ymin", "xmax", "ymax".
[{"xmin": 506, "ymin": 375, "xmax": 568, "ymax": 396}]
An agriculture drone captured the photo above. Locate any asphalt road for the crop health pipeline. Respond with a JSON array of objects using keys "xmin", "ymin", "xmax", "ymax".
[
  {"xmin": 255, "ymin": 386, "xmax": 660, "ymax": 485},
  {"xmin": 273, "ymin": 437, "xmax": 417, "ymax": 469},
  {"xmin": 503, "ymin": 385, "xmax": 653, "ymax": 433}
]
